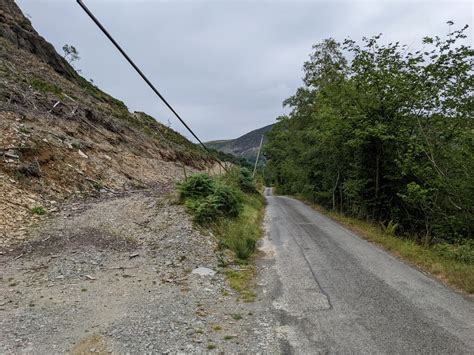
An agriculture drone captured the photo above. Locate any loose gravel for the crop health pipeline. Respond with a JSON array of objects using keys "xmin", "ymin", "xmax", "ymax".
[{"xmin": 0, "ymin": 187, "xmax": 282, "ymax": 353}]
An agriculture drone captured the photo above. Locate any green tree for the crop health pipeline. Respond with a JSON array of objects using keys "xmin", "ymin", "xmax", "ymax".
[{"xmin": 265, "ymin": 24, "xmax": 473, "ymax": 244}]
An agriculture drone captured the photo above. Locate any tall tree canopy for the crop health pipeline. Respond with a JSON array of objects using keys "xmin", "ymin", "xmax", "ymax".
[{"xmin": 265, "ymin": 24, "xmax": 473, "ymax": 244}]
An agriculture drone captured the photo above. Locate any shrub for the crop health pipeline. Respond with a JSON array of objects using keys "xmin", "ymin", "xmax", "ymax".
[
  {"xmin": 381, "ymin": 220, "xmax": 399, "ymax": 236},
  {"xmin": 210, "ymin": 183, "xmax": 242, "ymax": 217},
  {"xmin": 177, "ymin": 173, "xmax": 215, "ymax": 199},
  {"xmin": 186, "ymin": 198, "xmax": 219, "ymax": 223},
  {"xmin": 31, "ymin": 206, "xmax": 46, "ymax": 215},
  {"xmin": 186, "ymin": 183, "xmax": 242, "ymax": 223},
  {"xmin": 433, "ymin": 241, "xmax": 474, "ymax": 264},
  {"xmin": 227, "ymin": 237, "xmax": 257, "ymax": 260},
  {"xmin": 238, "ymin": 168, "xmax": 257, "ymax": 193}
]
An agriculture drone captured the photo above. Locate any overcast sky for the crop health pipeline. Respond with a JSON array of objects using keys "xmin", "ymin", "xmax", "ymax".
[{"xmin": 16, "ymin": 0, "xmax": 473, "ymax": 141}]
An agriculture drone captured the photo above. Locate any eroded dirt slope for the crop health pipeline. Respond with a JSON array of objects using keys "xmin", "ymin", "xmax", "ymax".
[{"xmin": 0, "ymin": 0, "xmax": 212, "ymax": 246}]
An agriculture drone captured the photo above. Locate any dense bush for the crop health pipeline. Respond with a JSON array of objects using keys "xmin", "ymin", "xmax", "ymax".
[
  {"xmin": 433, "ymin": 241, "xmax": 474, "ymax": 264},
  {"xmin": 177, "ymin": 170, "xmax": 263, "ymax": 263},
  {"xmin": 186, "ymin": 183, "xmax": 242, "ymax": 223},
  {"xmin": 178, "ymin": 173, "xmax": 243, "ymax": 223},
  {"xmin": 177, "ymin": 173, "xmax": 215, "ymax": 199},
  {"xmin": 210, "ymin": 183, "xmax": 243, "ymax": 217},
  {"xmin": 238, "ymin": 168, "xmax": 257, "ymax": 193}
]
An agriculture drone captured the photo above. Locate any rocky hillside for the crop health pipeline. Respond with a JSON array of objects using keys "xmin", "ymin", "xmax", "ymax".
[
  {"xmin": 0, "ymin": 0, "xmax": 212, "ymax": 247},
  {"xmin": 0, "ymin": 4, "xmax": 285, "ymax": 353},
  {"xmin": 206, "ymin": 123, "xmax": 274, "ymax": 164}
]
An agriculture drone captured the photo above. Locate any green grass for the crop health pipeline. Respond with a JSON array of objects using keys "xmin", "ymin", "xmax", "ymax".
[
  {"xmin": 303, "ymin": 201, "xmax": 474, "ymax": 295},
  {"xmin": 178, "ymin": 170, "xmax": 265, "ymax": 301},
  {"xmin": 224, "ymin": 267, "xmax": 256, "ymax": 302},
  {"xmin": 211, "ymin": 194, "xmax": 264, "ymax": 302},
  {"xmin": 92, "ymin": 181, "xmax": 103, "ymax": 192},
  {"xmin": 18, "ymin": 126, "xmax": 31, "ymax": 134},
  {"xmin": 213, "ymin": 193, "xmax": 264, "ymax": 302},
  {"xmin": 30, "ymin": 78, "xmax": 63, "ymax": 96},
  {"xmin": 230, "ymin": 313, "xmax": 243, "ymax": 320},
  {"xmin": 31, "ymin": 206, "xmax": 46, "ymax": 215},
  {"xmin": 11, "ymin": 170, "xmax": 25, "ymax": 182},
  {"xmin": 212, "ymin": 193, "xmax": 264, "ymax": 261}
]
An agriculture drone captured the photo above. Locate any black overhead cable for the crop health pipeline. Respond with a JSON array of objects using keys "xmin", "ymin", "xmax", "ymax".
[{"xmin": 76, "ymin": 0, "xmax": 226, "ymax": 171}]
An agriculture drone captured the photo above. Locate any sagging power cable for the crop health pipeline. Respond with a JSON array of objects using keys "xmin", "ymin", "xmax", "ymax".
[{"xmin": 76, "ymin": 0, "xmax": 226, "ymax": 171}]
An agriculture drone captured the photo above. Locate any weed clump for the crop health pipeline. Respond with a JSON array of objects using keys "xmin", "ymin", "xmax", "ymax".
[
  {"xmin": 30, "ymin": 78, "xmax": 62, "ymax": 96},
  {"xmin": 177, "ymin": 173, "xmax": 215, "ymax": 199},
  {"xmin": 226, "ymin": 237, "xmax": 256, "ymax": 260},
  {"xmin": 178, "ymin": 173, "xmax": 242, "ymax": 223},
  {"xmin": 31, "ymin": 206, "xmax": 46, "ymax": 215},
  {"xmin": 92, "ymin": 181, "xmax": 103, "ymax": 192}
]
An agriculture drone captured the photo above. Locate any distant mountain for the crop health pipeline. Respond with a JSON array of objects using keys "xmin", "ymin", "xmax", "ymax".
[{"xmin": 206, "ymin": 124, "xmax": 275, "ymax": 164}]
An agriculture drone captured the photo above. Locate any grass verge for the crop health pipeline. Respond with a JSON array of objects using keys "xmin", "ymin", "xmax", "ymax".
[
  {"xmin": 214, "ymin": 193, "xmax": 264, "ymax": 302},
  {"xmin": 177, "ymin": 169, "xmax": 265, "ymax": 301},
  {"xmin": 300, "ymin": 199, "xmax": 474, "ymax": 295}
]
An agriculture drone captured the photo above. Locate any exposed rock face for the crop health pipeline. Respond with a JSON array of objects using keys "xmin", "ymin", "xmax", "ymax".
[{"xmin": 0, "ymin": 0, "xmax": 78, "ymax": 81}]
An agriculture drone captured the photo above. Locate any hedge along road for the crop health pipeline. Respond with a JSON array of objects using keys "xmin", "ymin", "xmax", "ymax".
[{"xmin": 261, "ymin": 188, "xmax": 473, "ymax": 353}]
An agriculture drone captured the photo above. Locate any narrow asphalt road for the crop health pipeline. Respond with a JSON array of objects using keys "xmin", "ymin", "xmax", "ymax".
[{"xmin": 262, "ymin": 188, "xmax": 473, "ymax": 354}]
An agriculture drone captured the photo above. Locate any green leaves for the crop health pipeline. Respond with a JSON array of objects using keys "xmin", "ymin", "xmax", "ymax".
[
  {"xmin": 265, "ymin": 24, "xmax": 474, "ymax": 243},
  {"xmin": 177, "ymin": 173, "xmax": 215, "ymax": 199},
  {"xmin": 178, "ymin": 172, "xmax": 243, "ymax": 224}
]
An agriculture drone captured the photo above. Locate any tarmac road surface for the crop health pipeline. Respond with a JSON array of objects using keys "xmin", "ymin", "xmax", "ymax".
[{"xmin": 262, "ymin": 188, "xmax": 474, "ymax": 354}]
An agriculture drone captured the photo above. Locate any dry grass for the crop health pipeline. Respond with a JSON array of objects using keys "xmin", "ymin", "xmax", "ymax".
[{"xmin": 302, "ymin": 200, "xmax": 474, "ymax": 295}]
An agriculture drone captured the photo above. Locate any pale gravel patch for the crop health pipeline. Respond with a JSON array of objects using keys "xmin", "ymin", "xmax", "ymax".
[{"xmin": 0, "ymin": 187, "xmax": 281, "ymax": 354}]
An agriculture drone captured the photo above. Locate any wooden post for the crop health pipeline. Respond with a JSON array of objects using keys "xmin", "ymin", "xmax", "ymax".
[
  {"xmin": 182, "ymin": 162, "xmax": 187, "ymax": 180},
  {"xmin": 253, "ymin": 135, "xmax": 264, "ymax": 178}
]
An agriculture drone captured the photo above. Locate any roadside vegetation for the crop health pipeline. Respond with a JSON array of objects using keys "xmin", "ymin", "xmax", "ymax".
[
  {"xmin": 265, "ymin": 24, "xmax": 473, "ymax": 284},
  {"xmin": 177, "ymin": 167, "xmax": 264, "ymax": 301}
]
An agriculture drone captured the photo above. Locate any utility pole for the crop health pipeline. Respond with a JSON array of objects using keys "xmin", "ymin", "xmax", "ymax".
[{"xmin": 253, "ymin": 135, "xmax": 264, "ymax": 178}]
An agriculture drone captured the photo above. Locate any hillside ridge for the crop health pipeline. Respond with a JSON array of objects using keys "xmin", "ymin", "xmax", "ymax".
[
  {"xmin": 0, "ymin": 0, "xmax": 212, "ymax": 246},
  {"xmin": 206, "ymin": 123, "xmax": 274, "ymax": 163}
]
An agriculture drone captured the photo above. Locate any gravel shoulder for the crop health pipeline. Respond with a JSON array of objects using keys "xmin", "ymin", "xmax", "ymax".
[{"xmin": 0, "ymin": 186, "xmax": 282, "ymax": 353}]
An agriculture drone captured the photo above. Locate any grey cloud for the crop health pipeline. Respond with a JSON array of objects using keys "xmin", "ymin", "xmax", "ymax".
[{"xmin": 16, "ymin": 0, "xmax": 473, "ymax": 141}]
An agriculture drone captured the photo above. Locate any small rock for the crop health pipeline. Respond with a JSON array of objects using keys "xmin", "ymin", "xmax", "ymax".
[
  {"xmin": 191, "ymin": 267, "xmax": 216, "ymax": 277},
  {"xmin": 78, "ymin": 150, "xmax": 88, "ymax": 159}
]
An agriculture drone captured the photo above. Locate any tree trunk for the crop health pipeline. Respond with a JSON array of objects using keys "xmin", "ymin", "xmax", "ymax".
[
  {"xmin": 339, "ymin": 186, "xmax": 343, "ymax": 213},
  {"xmin": 332, "ymin": 170, "xmax": 340, "ymax": 211},
  {"xmin": 375, "ymin": 154, "xmax": 380, "ymax": 200}
]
